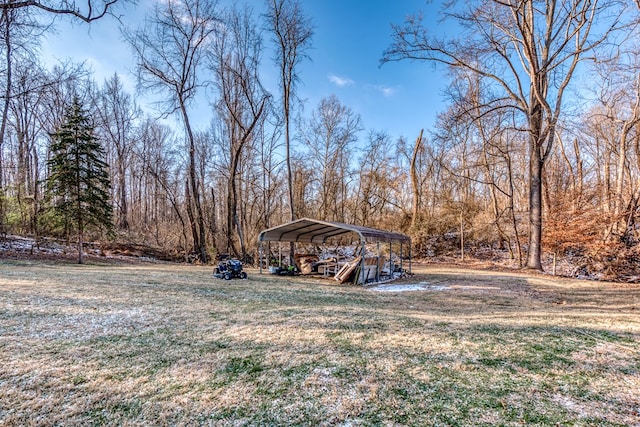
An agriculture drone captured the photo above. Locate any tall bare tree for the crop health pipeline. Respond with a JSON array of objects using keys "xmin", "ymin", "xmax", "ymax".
[
  {"xmin": 265, "ymin": 0, "xmax": 312, "ymax": 223},
  {"xmin": 210, "ymin": 5, "xmax": 269, "ymax": 259},
  {"xmin": 302, "ymin": 95, "xmax": 361, "ymax": 222},
  {"xmin": 94, "ymin": 73, "xmax": 140, "ymax": 231},
  {"xmin": 126, "ymin": 0, "xmax": 219, "ymax": 263},
  {"xmin": 8, "ymin": 57, "xmax": 49, "ymax": 235},
  {"xmin": 383, "ymin": 0, "xmax": 627, "ymax": 270}
]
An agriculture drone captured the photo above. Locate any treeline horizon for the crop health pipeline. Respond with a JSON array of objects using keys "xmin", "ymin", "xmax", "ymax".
[{"xmin": 1, "ymin": 0, "xmax": 640, "ymax": 280}]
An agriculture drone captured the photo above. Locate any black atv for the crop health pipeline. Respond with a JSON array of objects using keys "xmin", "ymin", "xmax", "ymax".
[{"xmin": 213, "ymin": 256, "xmax": 248, "ymax": 280}]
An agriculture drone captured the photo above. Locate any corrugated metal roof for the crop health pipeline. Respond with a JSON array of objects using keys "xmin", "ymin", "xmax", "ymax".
[{"xmin": 258, "ymin": 218, "xmax": 411, "ymax": 244}]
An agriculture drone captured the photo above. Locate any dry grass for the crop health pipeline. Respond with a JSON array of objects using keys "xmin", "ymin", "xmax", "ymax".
[{"xmin": 0, "ymin": 260, "xmax": 639, "ymax": 426}]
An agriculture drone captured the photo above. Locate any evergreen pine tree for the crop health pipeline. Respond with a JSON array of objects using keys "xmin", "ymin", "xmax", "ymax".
[{"xmin": 45, "ymin": 96, "xmax": 113, "ymax": 264}]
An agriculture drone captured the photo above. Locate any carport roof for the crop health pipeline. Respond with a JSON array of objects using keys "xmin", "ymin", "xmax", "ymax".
[{"xmin": 258, "ymin": 218, "xmax": 410, "ymax": 244}]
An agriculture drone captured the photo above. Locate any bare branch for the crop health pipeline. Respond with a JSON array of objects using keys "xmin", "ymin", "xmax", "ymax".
[{"xmin": 0, "ymin": 1, "xmax": 131, "ymax": 23}]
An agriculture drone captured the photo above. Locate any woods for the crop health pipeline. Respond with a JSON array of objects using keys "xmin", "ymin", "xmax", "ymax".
[{"xmin": 0, "ymin": 0, "xmax": 639, "ymax": 279}]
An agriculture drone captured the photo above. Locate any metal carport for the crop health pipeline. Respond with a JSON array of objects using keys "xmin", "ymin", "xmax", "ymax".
[{"xmin": 258, "ymin": 218, "xmax": 411, "ymax": 284}]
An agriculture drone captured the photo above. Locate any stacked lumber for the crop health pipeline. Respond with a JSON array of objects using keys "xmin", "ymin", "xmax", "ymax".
[{"xmin": 334, "ymin": 256, "xmax": 362, "ymax": 283}]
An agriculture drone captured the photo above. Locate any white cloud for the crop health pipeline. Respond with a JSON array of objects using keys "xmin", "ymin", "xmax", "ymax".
[
  {"xmin": 375, "ymin": 85, "xmax": 397, "ymax": 97},
  {"xmin": 328, "ymin": 74, "xmax": 354, "ymax": 87}
]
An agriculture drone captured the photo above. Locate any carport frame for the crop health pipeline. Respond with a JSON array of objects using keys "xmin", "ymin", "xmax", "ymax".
[{"xmin": 258, "ymin": 218, "xmax": 411, "ymax": 284}]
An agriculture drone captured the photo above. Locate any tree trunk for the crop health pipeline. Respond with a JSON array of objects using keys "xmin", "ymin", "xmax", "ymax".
[
  {"xmin": 0, "ymin": 8, "xmax": 12, "ymax": 234},
  {"xmin": 410, "ymin": 129, "xmax": 423, "ymax": 229},
  {"xmin": 506, "ymin": 155, "xmax": 523, "ymax": 267},
  {"xmin": 226, "ymin": 174, "xmax": 239, "ymax": 257},
  {"xmin": 180, "ymin": 100, "xmax": 207, "ymax": 263},
  {"xmin": 285, "ymin": 105, "xmax": 295, "ymax": 222},
  {"xmin": 78, "ymin": 221, "xmax": 84, "ymax": 264},
  {"xmin": 209, "ymin": 187, "xmax": 218, "ymax": 256},
  {"xmin": 526, "ymin": 140, "xmax": 544, "ymax": 270},
  {"xmin": 117, "ymin": 153, "xmax": 129, "ymax": 230},
  {"xmin": 184, "ymin": 178, "xmax": 199, "ymax": 259}
]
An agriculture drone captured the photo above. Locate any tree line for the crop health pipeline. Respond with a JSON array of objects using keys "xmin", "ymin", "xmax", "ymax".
[{"xmin": 1, "ymin": 0, "xmax": 639, "ymax": 279}]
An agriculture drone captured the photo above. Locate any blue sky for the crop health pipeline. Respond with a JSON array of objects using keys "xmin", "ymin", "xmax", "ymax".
[{"xmin": 40, "ymin": 0, "xmax": 447, "ymax": 142}]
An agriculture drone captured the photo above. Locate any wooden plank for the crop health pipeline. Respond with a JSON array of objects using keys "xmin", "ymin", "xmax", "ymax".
[{"xmin": 335, "ymin": 256, "xmax": 361, "ymax": 283}]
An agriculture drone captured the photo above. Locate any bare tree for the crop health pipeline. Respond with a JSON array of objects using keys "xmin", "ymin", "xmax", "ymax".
[
  {"xmin": 410, "ymin": 129, "xmax": 423, "ymax": 229},
  {"xmin": 0, "ymin": 4, "xmax": 43, "ymax": 234},
  {"xmin": 301, "ymin": 95, "xmax": 361, "ymax": 222},
  {"xmin": 592, "ymin": 51, "xmax": 640, "ymax": 239},
  {"xmin": 258, "ymin": 112, "xmax": 284, "ymax": 231},
  {"xmin": 0, "ymin": 7, "xmax": 15, "ymax": 229},
  {"xmin": 355, "ymin": 129, "xmax": 398, "ymax": 226},
  {"xmin": 126, "ymin": 0, "xmax": 219, "ymax": 263},
  {"xmin": 264, "ymin": 0, "xmax": 312, "ymax": 223},
  {"xmin": 133, "ymin": 117, "xmax": 189, "ymax": 250},
  {"xmin": 8, "ymin": 57, "xmax": 49, "ymax": 235},
  {"xmin": 383, "ymin": 0, "xmax": 628, "ymax": 270},
  {"xmin": 94, "ymin": 73, "xmax": 140, "ymax": 231},
  {"xmin": 209, "ymin": 5, "xmax": 270, "ymax": 259},
  {"xmin": 446, "ymin": 70, "xmax": 525, "ymax": 264}
]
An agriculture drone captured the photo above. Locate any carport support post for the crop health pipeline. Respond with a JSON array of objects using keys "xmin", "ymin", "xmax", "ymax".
[
  {"xmin": 360, "ymin": 240, "xmax": 366, "ymax": 285},
  {"xmin": 389, "ymin": 242, "xmax": 393, "ymax": 279},
  {"xmin": 259, "ymin": 241, "xmax": 263, "ymax": 274},
  {"xmin": 376, "ymin": 241, "xmax": 381, "ymax": 282}
]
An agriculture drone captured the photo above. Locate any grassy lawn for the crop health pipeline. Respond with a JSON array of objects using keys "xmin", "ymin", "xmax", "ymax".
[{"xmin": 0, "ymin": 260, "xmax": 639, "ymax": 426}]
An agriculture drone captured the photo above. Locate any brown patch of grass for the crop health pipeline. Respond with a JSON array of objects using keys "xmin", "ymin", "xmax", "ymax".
[{"xmin": 0, "ymin": 260, "xmax": 639, "ymax": 425}]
